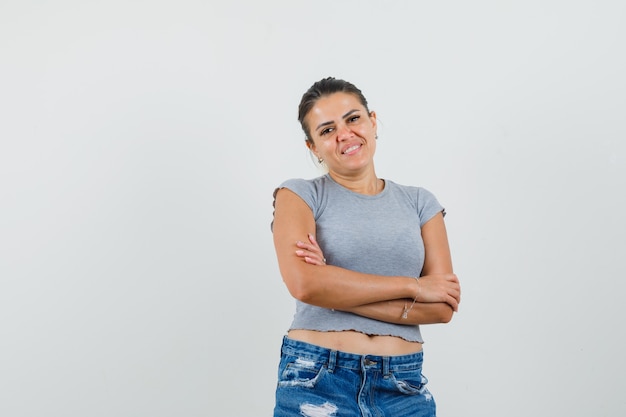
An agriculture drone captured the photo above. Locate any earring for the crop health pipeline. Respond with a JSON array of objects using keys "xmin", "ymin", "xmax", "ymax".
[{"xmin": 318, "ymin": 157, "xmax": 324, "ymax": 164}]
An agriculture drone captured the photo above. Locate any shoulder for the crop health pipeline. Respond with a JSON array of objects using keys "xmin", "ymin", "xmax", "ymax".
[
  {"xmin": 276, "ymin": 175, "xmax": 328, "ymax": 196},
  {"xmin": 385, "ymin": 180, "xmax": 444, "ymax": 224},
  {"xmin": 279, "ymin": 175, "xmax": 321, "ymax": 188},
  {"xmin": 274, "ymin": 175, "xmax": 330, "ymax": 213},
  {"xmin": 386, "ymin": 179, "xmax": 438, "ymax": 200}
]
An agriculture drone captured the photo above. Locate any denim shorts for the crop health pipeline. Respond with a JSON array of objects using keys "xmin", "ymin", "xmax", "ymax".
[{"xmin": 273, "ymin": 336, "xmax": 436, "ymax": 417}]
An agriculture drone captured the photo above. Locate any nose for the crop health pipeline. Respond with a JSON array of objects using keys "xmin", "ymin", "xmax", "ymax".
[{"xmin": 336, "ymin": 123, "xmax": 353, "ymax": 141}]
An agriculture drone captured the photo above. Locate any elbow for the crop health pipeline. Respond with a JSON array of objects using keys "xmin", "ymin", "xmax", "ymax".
[
  {"xmin": 440, "ymin": 311, "xmax": 454, "ymax": 324},
  {"xmin": 288, "ymin": 285, "xmax": 319, "ymax": 305},
  {"xmin": 282, "ymin": 270, "xmax": 318, "ymax": 304},
  {"xmin": 438, "ymin": 305, "xmax": 455, "ymax": 324},
  {"xmin": 287, "ymin": 283, "xmax": 313, "ymax": 303}
]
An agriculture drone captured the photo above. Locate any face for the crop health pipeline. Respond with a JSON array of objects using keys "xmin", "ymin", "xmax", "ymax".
[{"xmin": 305, "ymin": 92, "xmax": 378, "ymax": 175}]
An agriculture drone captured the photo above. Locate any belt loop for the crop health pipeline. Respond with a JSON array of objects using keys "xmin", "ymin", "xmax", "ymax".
[
  {"xmin": 328, "ymin": 350, "xmax": 337, "ymax": 373},
  {"xmin": 382, "ymin": 356, "xmax": 390, "ymax": 376}
]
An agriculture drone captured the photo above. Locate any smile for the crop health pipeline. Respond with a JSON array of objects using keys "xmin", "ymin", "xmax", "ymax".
[{"xmin": 342, "ymin": 144, "xmax": 361, "ymax": 155}]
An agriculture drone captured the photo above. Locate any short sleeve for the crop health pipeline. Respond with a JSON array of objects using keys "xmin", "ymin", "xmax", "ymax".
[
  {"xmin": 416, "ymin": 187, "xmax": 445, "ymax": 227},
  {"xmin": 271, "ymin": 178, "xmax": 320, "ymax": 231},
  {"xmin": 275, "ymin": 178, "xmax": 318, "ymax": 214}
]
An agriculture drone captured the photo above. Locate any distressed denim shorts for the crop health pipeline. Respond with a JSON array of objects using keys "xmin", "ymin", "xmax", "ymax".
[{"xmin": 273, "ymin": 336, "xmax": 436, "ymax": 417}]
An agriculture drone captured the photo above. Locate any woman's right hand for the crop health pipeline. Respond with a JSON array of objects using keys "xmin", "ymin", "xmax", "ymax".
[
  {"xmin": 416, "ymin": 274, "xmax": 461, "ymax": 311},
  {"xmin": 295, "ymin": 233, "xmax": 327, "ymax": 266}
]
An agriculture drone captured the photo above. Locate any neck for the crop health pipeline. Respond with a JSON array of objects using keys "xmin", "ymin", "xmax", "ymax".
[{"xmin": 328, "ymin": 171, "xmax": 384, "ymax": 195}]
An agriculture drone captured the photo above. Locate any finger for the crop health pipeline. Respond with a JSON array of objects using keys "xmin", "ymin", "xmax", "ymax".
[
  {"xmin": 296, "ymin": 242, "xmax": 324, "ymax": 259},
  {"xmin": 446, "ymin": 286, "xmax": 461, "ymax": 302},
  {"xmin": 446, "ymin": 295, "xmax": 459, "ymax": 311},
  {"xmin": 304, "ymin": 256, "xmax": 324, "ymax": 265},
  {"xmin": 296, "ymin": 240, "xmax": 316, "ymax": 251},
  {"xmin": 296, "ymin": 250, "xmax": 326, "ymax": 265},
  {"xmin": 299, "ymin": 236, "xmax": 326, "ymax": 262},
  {"xmin": 452, "ymin": 292, "xmax": 461, "ymax": 304},
  {"xmin": 295, "ymin": 249, "xmax": 316, "ymax": 259}
]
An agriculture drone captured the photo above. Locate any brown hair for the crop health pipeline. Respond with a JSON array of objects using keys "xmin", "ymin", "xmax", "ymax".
[{"xmin": 297, "ymin": 77, "xmax": 370, "ymax": 144}]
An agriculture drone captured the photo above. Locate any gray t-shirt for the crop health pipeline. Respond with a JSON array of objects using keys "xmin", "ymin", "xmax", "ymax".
[{"xmin": 275, "ymin": 174, "xmax": 444, "ymax": 343}]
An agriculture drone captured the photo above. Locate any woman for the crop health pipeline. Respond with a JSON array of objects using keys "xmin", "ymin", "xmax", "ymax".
[{"xmin": 271, "ymin": 77, "xmax": 461, "ymax": 417}]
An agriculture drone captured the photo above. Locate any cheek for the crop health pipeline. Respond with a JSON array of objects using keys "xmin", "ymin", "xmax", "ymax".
[
  {"xmin": 358, "ymin": 127, "xmax": 376, "ymax": 141},
  {"xmin": 320, "ymin": 143, "xmax": 336, "ymax": 155}
]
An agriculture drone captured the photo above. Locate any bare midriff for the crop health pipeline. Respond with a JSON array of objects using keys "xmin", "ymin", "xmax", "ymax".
[{"xmin": 287, "ymin": 329, "xmax": 422, "ymax": 356}]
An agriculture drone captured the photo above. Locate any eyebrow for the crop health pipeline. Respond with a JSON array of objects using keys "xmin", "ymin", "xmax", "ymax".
[{"xmin": 315, "ymin": 109, "xmax": 360, "ymax": 132}]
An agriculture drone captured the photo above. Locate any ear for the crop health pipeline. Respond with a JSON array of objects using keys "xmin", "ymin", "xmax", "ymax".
[
  {"xmin": 306, "ymin": 140, "xmax": 322, "ymax": 161},
  {"xmin": 369, "ymin": 110, "xmax": 377, "ymax": 127}
]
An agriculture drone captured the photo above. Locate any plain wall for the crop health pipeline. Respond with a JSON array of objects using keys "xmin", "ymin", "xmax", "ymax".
[{"xmin": 1, "ymin": 1, "xmax": 624, "ymax": 416}]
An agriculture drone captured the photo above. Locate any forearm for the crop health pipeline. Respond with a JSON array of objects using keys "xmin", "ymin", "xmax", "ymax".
[
  {"xmin": 281, "ymin": 263, "xmax": 417, "ymax": 310},
  {"xmin": 342, "ymin": 299, "xmax": 455, "ymax": 325},
  {"xmin": 273, "ymin": 191, "xmax": 460, "ymax": 311}
]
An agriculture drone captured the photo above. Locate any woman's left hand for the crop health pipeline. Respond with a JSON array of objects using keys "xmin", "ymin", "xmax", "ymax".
[{"xmin": 295, "ymin": 233, "xmax": 327, "ymax": 265}]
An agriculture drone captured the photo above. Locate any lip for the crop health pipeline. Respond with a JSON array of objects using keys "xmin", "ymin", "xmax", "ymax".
[{"xmin": 341, "ymin": 143, "xmax": 362, "ymax": 155}]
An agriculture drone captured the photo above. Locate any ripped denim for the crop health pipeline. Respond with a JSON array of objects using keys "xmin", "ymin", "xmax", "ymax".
[{"xmin": 273, "ymin": 336, "xmax": 436, "ymax": 417}]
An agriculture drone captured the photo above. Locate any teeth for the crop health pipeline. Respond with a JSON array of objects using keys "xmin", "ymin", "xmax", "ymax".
[{"xmin": 343, "ymin": 145, "xmax": 360, "ymax": 154}]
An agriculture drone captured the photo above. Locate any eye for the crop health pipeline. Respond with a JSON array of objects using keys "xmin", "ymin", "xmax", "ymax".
[
  {"xmin": 320, "ymin": 127, "xmax": 334, "ymax": 136},
  {"xmin": 348, "ymin": 115, "xmax": 360, "ymax": 123}
]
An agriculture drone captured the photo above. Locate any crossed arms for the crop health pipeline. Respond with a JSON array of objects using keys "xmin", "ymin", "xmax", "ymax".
[{"xmin": 272, "ymin": 188, "xmax": 461, "ymax": 325}]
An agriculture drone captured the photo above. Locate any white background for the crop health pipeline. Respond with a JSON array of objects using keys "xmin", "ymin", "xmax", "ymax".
[{"xmin": 1, "ymin": 1, "xmax": 625, "ymax": 416}]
